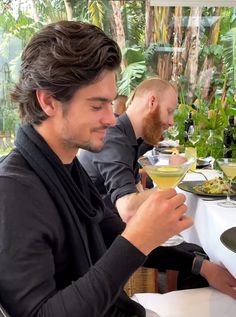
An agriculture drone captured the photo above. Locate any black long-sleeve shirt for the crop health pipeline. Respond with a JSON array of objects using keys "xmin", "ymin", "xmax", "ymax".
[{"xmin": 0, "ymin": 150, "xmax": 199, "ymax": 317}]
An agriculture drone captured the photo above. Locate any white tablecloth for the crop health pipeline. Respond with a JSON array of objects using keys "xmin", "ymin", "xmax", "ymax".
[
  {"xmin": 133, "ymin": 287, "xmax": 236, "ymax": 317},
  {"xmin": 178, "ymin": 170, "xmax": 236, "ymax": 278}
]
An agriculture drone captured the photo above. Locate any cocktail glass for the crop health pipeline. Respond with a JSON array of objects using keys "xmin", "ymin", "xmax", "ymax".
[
  {"xmin": 216, "ymin": 158, "xmax": 236, "ymax": 208},
  {"xmin": 168, "ymin": 124, "xmax": 179, "ymax": 140},
  {"xmin": 138, "ymin": 153, "xmax": 195, "ymax": 246},
  {"xmin": 188, "ymin": 125, "xmax": 200, "ymax": 146}
]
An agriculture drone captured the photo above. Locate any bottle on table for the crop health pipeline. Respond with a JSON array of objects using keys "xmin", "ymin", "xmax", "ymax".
[
  {"xmin": 223, "ymin": 116, "xmax": 235, "ymax": 158},
  {"xmin": 184, "ymin": 112, "xmax": 193, "ymax": 143}
]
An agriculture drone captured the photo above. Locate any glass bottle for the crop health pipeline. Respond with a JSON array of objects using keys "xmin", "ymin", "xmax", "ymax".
[
  {"xmin": 184, "ymin": 112, "xmax": 193, "ymax": 142},
  {"xmin": 223, "ymin": 116, "xmax": 234, "ymax": 158}
]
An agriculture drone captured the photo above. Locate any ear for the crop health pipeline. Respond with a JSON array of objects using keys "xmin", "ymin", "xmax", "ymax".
[
  {"xmin": 36, "ymin": 90, "xmax": 58, "ymax": 117},
  {"xmin": 147, "ymin": 95, "xmax": 159, "ymax": 113}
]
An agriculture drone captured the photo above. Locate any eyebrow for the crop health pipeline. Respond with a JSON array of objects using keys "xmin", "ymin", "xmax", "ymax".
[{"xmin": 87, "ymin": 94, "xmax": 118, "ymax": 103}]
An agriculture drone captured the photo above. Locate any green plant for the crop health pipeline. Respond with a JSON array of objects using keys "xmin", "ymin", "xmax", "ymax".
[
  {"xmin": 221, "ymin": 27, "xmax": 236, "ymax": 89},
  {"xmin": 117, "ymin": 46, "xmax": 147, "ymax": 96}
]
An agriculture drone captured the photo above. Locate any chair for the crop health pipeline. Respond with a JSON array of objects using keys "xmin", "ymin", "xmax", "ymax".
[{"xmin": 124, "ymin": 267, "xmax": 158, "ymax": 297}]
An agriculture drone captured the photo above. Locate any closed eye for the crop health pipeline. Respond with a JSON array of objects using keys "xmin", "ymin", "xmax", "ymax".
[{"xmin": 92, "ymin": 106, "xmax": 102, "ymax": 111}]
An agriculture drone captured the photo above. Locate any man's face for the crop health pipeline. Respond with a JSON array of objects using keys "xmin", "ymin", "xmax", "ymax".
[
  {"xmin": 142, "ymin": 88, "xmax": 178, "ymax": 145},
  {"xmin": 53, "ymin": 70, "xmax": 117, "ymax": 156}
]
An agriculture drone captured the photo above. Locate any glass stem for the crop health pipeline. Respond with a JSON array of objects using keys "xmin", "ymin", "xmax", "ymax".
[{"xmin": 226, "ymin": 179, "xmax": 232, "ymax": 203}]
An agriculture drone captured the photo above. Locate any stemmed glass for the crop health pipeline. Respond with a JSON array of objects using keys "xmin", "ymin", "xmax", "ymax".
[
  {"xmin": 168, "ymin": 124, "xmax": 179, "ymax": 140},
  {"xmin": 188, "ymin": 125, "xmax": 200, "ymax": 146},
  {"xmin": 138, "ymin": 153, "xmax": 195, "ymax": 246},
  {"xmin": 216, "ymin": 158, "xmax": 236, "ymax": 208}
]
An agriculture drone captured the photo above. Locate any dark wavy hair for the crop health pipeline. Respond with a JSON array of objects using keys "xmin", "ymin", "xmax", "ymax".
[{"xmin": 11, "ymin": 21, "xmax": 121, "ymax": 124}]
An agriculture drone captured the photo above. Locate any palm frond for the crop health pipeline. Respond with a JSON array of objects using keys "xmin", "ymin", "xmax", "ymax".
[
  {"xmin": 221, "ymin": 27, "xmax": 236, "ymax": 88},
  {"xmin": 117, "ymin": 61, "xmax": 147, "ymax": 96}
]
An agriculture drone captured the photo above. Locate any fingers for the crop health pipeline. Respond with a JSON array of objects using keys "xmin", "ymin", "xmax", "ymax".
[
  {"xmin": 170, "ymin": 192, "xmax": 186, "ymax": 206},
  {"xmin": 222, "ymin": 287, "xmax": 236, "ymax": 300},
  {"xmin": 157, "ymin": 187, "xmax": 177, "ymax": 199},
  {"xmin": 177, "ymin": 215, "xmax": 193, "ymax": 231},
  {"xmin": 153, "ymin": 190, "xmax": 190, "ymax": 231},
  {"xmin": 155, "ymin": 189, "xmax": 186, "ymax": 207}
]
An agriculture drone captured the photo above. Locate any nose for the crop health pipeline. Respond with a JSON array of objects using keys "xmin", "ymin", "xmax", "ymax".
[
  {"xmin": 101, "ymin": 106, "xmax": 117, "ymax": 127},
  {"xmin": 169, "ymin": 116, "xmax": 174, "ymax": 127}
]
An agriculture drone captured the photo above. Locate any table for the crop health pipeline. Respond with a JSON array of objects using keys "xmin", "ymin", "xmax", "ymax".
[
  {"xmin": 178, "ymin": 169, "xmax": 236, "ymax": 278},
  {"xmin": 133, "ymin": 287, "xmax": 236, "ymax": 317}
]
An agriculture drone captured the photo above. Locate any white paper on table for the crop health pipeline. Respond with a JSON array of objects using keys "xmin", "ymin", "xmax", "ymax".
[{"xmin": 132, "ymin": 287, "xmax": 236, "ymax": 317}]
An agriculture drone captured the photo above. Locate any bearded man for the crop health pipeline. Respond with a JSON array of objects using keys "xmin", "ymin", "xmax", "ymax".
[
  {"xmin": 78, "ymin": 78, "xmax": 236, "ymax": 293},
  {"xmin": 79, "ymin": 77, "xmax": 176, "ymax": 222},
  {"xmin": 79, "ymin": 77, "xmax": 212, "ymax": 291}
]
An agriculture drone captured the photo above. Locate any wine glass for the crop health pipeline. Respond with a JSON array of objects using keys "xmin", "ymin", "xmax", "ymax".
[
  {"xmin": 168, "ymin": 124, "xmax": 179, "ymax": 140},
  {"xmin": 216, "ymin": 158, "xmax": 236, "ymax": 208},
  {"xmin": 188, "ymin": 125, "xmax": 200, "ymax": 146},
  {"xmin": 138, "ymin": 153, "xmax": 195, "ymax": 246}
]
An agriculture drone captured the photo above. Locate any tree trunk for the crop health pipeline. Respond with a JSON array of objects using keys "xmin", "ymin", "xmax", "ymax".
[
  {"xmin": 184, "ymin": 7, "xmax": 202, "ymax": 103},
  {"xmin": 199, "ymin": 7, "xmax": 222, "ymax": 101},
  {"xmin": 154, "ymin": 6, "xmax": 169, "ymax": 43},
  {"xmin": 144, "ymin": 0, "xmax": 154, "ymax": 48},
  {"xmin": 64, "ymin": 0, "xmax": 73, "ymax": 21},
  {"xmin": 111, "ymin": 0, "xmax": 126, "ymax": 70},
  {"xmin": 172, "ymin": 6, "xmax": 183, "ymax": 82},
  {"xmin": 153, "ymin": 7, "xmax": 172, "ymax": 80}
]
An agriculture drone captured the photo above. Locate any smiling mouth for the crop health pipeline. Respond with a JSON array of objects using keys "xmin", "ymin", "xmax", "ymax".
[{"xmin": 95, "ymin": 129, "xmax": 106, "ymax": 137}]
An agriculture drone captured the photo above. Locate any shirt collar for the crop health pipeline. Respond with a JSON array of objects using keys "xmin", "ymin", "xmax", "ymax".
[{"xmin": 117, "ymin": 113, "xmax": 140, "ymax": 146}]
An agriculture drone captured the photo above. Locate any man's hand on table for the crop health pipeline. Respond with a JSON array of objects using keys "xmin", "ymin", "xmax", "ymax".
[
  {"xmin": 121, "ymin": 188, "xmax": 193, "ymax": 255},
  {"xmin": 200, "ymin": 260, "xmax": 236, "ymax": 300}
]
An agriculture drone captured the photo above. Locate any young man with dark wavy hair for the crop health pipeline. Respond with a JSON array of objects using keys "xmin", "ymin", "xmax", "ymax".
[
  {"xmin": 0, "ymin": 20, "xmax": 192, "ymax": 317},
  {"xmin": 0, "ymin": 21, "xmax": 235, "ymax": 317}
]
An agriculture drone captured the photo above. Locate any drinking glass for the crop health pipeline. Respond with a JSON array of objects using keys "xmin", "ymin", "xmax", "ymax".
[
  {"xmin": 216, "ymin": 158, "xmax": 236, "ymax": 208},
  {"xmin": 185, "ymin": 147, "xmax": 197, "ymax": 171},
  {"xmin": 188, "ymin": 125, "xmax": 200, "ymax": 146},
  {"xmin": 138, "ymin": 153, "xmax": 195, "ymax": 246},
  {"xmin": 168, "ymin": 124, "xmax": 179, "ymax": 140}
]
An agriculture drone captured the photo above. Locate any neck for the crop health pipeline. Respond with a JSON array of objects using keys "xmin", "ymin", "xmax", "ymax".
[
  {"xmin": 126, "ymin": 107, "xmax": 144, "ymax": 139},
  {"xmin": 33, "ymin": 123, "xmax": 77, "ymax": 164}
]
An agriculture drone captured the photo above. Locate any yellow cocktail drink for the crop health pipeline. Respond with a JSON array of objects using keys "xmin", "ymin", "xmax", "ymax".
[
  {"xmin": 138, "ymin": 154, "xmax": 194, "ymax": 190},
  {"xmin": 216, "ymin": 158, "xmax": 236, "ymax": 208},
  {"xmin": 143, "ymin": 166, "xmax": 184, "ymax": 189},
  {"xmin": 138, "ymin": 153, "xmax": 194, "ymax": 245},
  {"xmin": 219, "ymin": 163, "xmax": 236, "ymax": 180}
]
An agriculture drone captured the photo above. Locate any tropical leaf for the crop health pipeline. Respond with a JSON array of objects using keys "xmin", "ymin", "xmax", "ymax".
[
  {"xmin": 221, "ymin": 27, "xmax": 236, "ymax": 88},
  {"xmin": 122, "ymin": 46, "xmax": 145, "ymax": 64},
  {"xmin": 117, "ymin": 61, "xmax": 147, "ymax": 96},
  {"xmin": 88, "ymin": 0, "xmax": 105, "ymax": 29},
  {"xmin": 124, "ymin": 0, "xmax": 145, "ymax": 46}
]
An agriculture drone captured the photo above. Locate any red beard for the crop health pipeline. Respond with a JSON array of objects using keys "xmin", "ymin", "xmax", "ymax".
[{"xmin": 142, "ymin": 106, "xmax": 165, "ymax": 145}]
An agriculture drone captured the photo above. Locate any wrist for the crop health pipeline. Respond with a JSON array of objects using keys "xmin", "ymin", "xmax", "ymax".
[{"xmin": 192, "ymin": 251, "xmax": 208, "ymax": 275}]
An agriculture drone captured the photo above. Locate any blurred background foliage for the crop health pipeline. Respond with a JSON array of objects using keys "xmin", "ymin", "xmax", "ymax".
[{"xmin": 0, "ymin": 0, "xmax": 236, "ymax": 157}]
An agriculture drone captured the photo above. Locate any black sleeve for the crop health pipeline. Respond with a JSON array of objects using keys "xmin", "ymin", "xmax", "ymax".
[
  {"xmin": 92, "ymin": 133, "xmax": 139, "ymax": 204},
  {"xmin": 99, "ymin": 206, "xmax": 126, "ymax": 248},
  {"xmin": 0, "ymin": 177, "xmax": 146, "ymax": 317},
  {"xmin": 144, "ymin": 242, "xmax": 206, "ymax": 273},
  {"xmin": 98, "ymin": 207, "xmax": 204, "ymax": 274}
]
